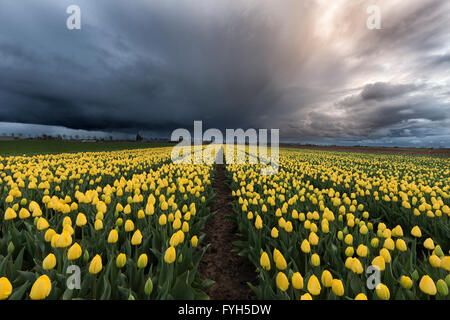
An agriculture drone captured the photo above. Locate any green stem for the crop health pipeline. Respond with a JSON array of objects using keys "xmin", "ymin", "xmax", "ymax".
[
  {"xmin": 93, "ymin": 275, "xmax": 97, "ymax": 300},
  {"xmin": 304, "ymin": 253, "xmax": 308, "ymax": 275}
]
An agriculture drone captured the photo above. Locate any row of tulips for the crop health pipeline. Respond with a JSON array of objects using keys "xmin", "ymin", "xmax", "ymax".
[
  {"xmin": 227, "ymin": 148, "xmax": 449, "ymax": 300},
  {"xmin": 0, "ymin": 147, "xmax": 215, "ymax": 299}
]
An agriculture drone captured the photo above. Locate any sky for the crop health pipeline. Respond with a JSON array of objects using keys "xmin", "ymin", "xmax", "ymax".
[{"xmin": 0, "ymin": 0, "xmax": 449, "ymax": 147}]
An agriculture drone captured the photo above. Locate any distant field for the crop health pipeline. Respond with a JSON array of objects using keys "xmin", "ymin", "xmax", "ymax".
[
  {"xmin": 1, "ymin": 140, "xmax": 448, "ymax": 158},
  {"xmin": 0, "ymin": 140, "xmax": 174, "ymax": 156},
  {"xmin": 281, "ymin": 144, "xmax": 450, "ymax": 156}
]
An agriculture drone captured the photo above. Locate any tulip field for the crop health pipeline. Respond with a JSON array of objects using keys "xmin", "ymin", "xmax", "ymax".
[
  {"xmin": 229, "ymin": 148, "xmax": 449, "ymax": 300},
  {"xmin": 0, "ymin": 144, "xmax": 449, "ymax": 300},
  {"xmin": 0, "ymin": 147, "xmax": 215, "ymax": 299}
]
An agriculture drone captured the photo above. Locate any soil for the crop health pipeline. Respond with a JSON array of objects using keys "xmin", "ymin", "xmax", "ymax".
[{"xmin": 198, "ymin": 163, "xmax": 256, "ymax": 300}]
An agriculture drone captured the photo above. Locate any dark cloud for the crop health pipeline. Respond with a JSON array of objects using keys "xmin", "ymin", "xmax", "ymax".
[
  {"xmin": 360, "ymin": 83, "xmax": 418, "ymax": 101},
  {"xmin": 0, "ymin": 0, "xmax": 449, "ymax": 147},
  {"xmin": 430, "ymin": 53, "xmax": 450, "ymax": 66}
]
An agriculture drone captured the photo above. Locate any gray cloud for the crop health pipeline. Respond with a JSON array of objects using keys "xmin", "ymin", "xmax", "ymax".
[
  {"xmin": 360, "ymin": 83, "xmax": 418, "ymax": 101},
  {"xmin": 430, "ymin": 53, "xmax": 450, "ymax": 67},
  {"xmin": 0, "ymin": 0, "xmax": 449, "ymax": 147}
]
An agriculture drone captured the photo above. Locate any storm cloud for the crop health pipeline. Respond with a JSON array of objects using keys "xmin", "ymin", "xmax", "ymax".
[{"xmin": 0, "ymin": 0, "xmax": 449, "ymax": 146}]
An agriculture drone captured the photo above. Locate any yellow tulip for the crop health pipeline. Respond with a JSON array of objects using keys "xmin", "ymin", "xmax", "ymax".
[
  {"xmin": 391, "ymin": 225, "xmax": 403, "ymax": 237},
  {"xmin": 311, "ymin": 253, "xmax": 320, "ymax": 266},
  {"xmin": 37, "ymin": 217, "xmax": 49, "ymax": 230},
  {"xmin": 176, "ymin": 230, "xmax": 185, "ymax": 244},
  {"xmin": 411, "ymin": 226, "xmax": 422, "ymax": 238},
  {"xmin": 160, "ymin": 201, "xmax": 168, "ymax": 211},
  {"xmin": 4, "ymin": 208, "xmax": 17, "ymax": 220},
  {"xmin": 158, "ymin": 214, "xmax": 167, "ymax": 226},
  {"xmin": 89, "ymin": 254, "xmax": 103, "ymax": 274},
  {"xmin": 292, "ymin": 272, "xmax": 304, "ymax": 290},
  {"xmin": 344, "ymin": 234, "xmax": 353, "ymax": 245},
  {"xmin": 344, "ymin": 256, "xmax": 354, "ymax": 270},
  {"xmin": 379, "ymin": 248, "xmax": 391, "ymax": 263},
  {"xmin": 372, "ymin": 256, "xmax": 386, "ymax": 271},
  {"xmin": 400, "ymin": 276, "xmax": 413, "ymax": 289},
  {"xmin": 271, "ymin": 227, "xmax": 279, "ymax": 238},
  {"xmin": 19, "ymin": 208, "xmax": 31, "ymax": 219},
  {"xmin": 307, "ymin": 275, "xmax": 321, "ymax": 296},
  {"xmin": 276, "ymin": 272, "xmax": 289, "ymax": 291},
  {"xmin": 137, "ymin": 254, "xmax": 148, "ymax": 268},
  {"xmin": 359, "ymin": 225, "xmax": 368, "ymax": 235},
  {"xmin": 56, "ymin": 230, "xmax": 72, "ymax": 248},
  {"xmin": 254, "ymin": 215, "xmax": 263, "ymax": 229},
  {"xmin": 44, "ymin": 229, "xmax": 56, "ymax": 242},
  {"xmin": 42, "ymin": 253, "xmax": 56, "ymax": 270},
  {"xmin": 260, "ymin": 252, "xmax": 271, "ymax": 271},
  {"xmin": 321, "ymin": 270, "xmax": 333, "ymax": 287},
  {"xmin": 286, "ymin": 217, "xmax": 294, "ymax": 229},
  {"xmin": 351, "ymin": 258, "xmax": 364, "ymax": 274},
  {"xmin": 383, "ymin": 238, "xmax": 395, "ymax": 251},
  {"xmin": 131, "ymin": 230, "xmax": 143, "ymax": 245},
  {"xmin": 301, "ymin": 239, "xmax": 311, "ymax": 253},
  {"xmin": 67, "ymin": 243, "xmax": 82, "ymax": 260},
  {"xmin": 309, "ymin": 232, "xmax": 319, "ymax": 245},
  {"xmin": 29, "ymin": 275, "xmax": 52, "ymax": 300},
  {"xmin": 371, "ymin": 237, "xmax": 379, "ymax": 248},
  {"xmin": 375, "ymin": 283, "xmax": 390, "ymax": 300},
  {"xmin": 0, "ymin": 277, "xmax": 13, "ymax": 300},
  {"xmin": 331, "ymin": 279, "xmax": 344, "ymax": 296},
  {"xmin": 173, "ymin": 218, "xmax": 182, "ymax": 230},
  {"xmin": 116, "ymin": 253, "xmax": 126, "ymax": 268},
  {"xmin": 124, "ymin": 219, "xmax": 135, "ymax": 232},
  {"xmin": 275, "ymin": 253, "xmax": 287, "ymax": 270},
  {"xmin": 108, "ymin": 229, "xmax": 119, "ymax": 243},
  {"xmin": 300, "ymin": 293, "xmax": 313, "ymax": 300},
  {"xmin": 5, "ymin": 195, "xmax": 13, "ymax": 203},
  {"xmin": 354, "ymin": 293, "xmax": 367, "ymax": 300},
  {"xmin": 62, "ymin": 216, "xmax": 72, "ymax": 227},
  {"xmin": 50, "ymin": 234, "xmax": 60, "ymax": 248},
  {"xmin": 94, "ymin": 219, "xmax": 103, "ymax": 231},
  {"xmin": 419, "ymin": 275, "xmax": 436, "ymax": 295},
  {"xmin": 75, "ymin": 213, "xmax": 87, "ymax": 227},
  {"xmin": 440, "ymin": 256, "xmax": 450, "ymax": 271},
  {"xmin": 429, "ymin": 255, "xmax": 441, "ymax": 268},
  {"xmin": 345, "ymin": 246, "xmax": 354, "ymax": 257},
  {"xmin": 164, "ymin": 246, "xmax": 176, "ymax": 264},
  {"xmin": 396, "ymin": 239, "xmax": 407, "ymax": 251},
  {"xmin": 169, "ymin": 232, "xmax": 180, "ymax": 247},
  {"xmin": 423, "ymin": 238, "xmax": 435, "ymax": 250},
  {"xmin": 63, "ymin": 224, "xmax": 74, "ymax": 236},
  {"xmin": 356, "ymin": 244, "xmax": 368, "ymax": 257},
  {"xmin": 191, "ymin": 235, "xmax": 198, "ymax": 247}
]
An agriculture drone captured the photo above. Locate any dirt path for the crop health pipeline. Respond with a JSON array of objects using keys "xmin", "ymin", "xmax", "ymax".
[{"xmin": 198, "ymin": 163, "xmax": 256, "ymax": 300}]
